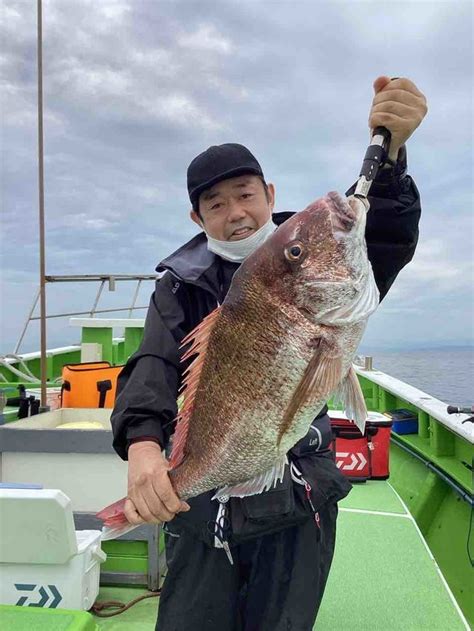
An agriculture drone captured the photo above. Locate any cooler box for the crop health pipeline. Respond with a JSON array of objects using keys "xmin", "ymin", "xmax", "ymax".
[
  {"xmin": 0, "ymin": 488, "xmax": 106, "ymax": 611},
  {"xmin": 61, "ymin": 362, "xmax": 123, "ymax": 409},
  {"xmin": 384, "ymin": 408, "xmax": 419, "ymax": 435},
  {"xmin": 329, "ymin": 410, "xmax": 393, "ymax": 481}
]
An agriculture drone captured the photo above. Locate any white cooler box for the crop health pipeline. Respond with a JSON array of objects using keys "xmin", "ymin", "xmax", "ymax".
[{"xmin": 0, "ymin": 487, "xmax": 106, "ymax": 610}]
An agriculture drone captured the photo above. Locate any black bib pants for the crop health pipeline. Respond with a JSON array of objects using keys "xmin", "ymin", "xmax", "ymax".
[
  {"xmin": 156, "ymin": 501, "xmax": 338, "ymax": 631},
  {"xmin": 155, "ymin": 424, "xmax": 348, "ymax": 631}
]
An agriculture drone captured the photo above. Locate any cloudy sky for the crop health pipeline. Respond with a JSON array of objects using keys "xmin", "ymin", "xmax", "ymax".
[{"xmin": 1, "ymin": 0, "xmax": 473, "ymax": 355}]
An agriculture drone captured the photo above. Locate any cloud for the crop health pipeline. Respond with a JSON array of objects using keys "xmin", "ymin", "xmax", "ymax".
[
  {"xmin": 1, "ymin": 0, "xmax": 473, "ymax": 354},
  {"xmin": 59, "ymin": 213, "xmax": 118, "ymax": 231},
  {"xmin": 402, "ymin": 238, "xmax": 473, "ymax": 289},
  {"xmin": 177, "ymin": 24, "xmax": 235, "ymax": 54}
]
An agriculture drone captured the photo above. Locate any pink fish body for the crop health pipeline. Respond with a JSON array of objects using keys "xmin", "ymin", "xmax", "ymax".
[
  {"xmin": 168, "ymin": 192, "xmax": 378, "ymax": 500},
  {"xmin": 98, "ymin": 191, "xmax": 379, "ymax": 535}
]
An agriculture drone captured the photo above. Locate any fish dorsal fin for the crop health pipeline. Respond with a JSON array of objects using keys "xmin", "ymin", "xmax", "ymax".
[
  {"xmin": 334, "ymin": 365, "xmax": 368, "ymax": 434},
  {"xmin": 169, "ymin": 306, "xmax": 222, "ymax": 469},
  {"xmin": 278, "ymin": 344, "xmax": 343, "ymax": 445}
]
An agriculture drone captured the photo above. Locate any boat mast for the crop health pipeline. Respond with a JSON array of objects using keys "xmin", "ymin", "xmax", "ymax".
[{"xmin": 37, "ymin": 0, "xmax": 47, "ymax": 408}]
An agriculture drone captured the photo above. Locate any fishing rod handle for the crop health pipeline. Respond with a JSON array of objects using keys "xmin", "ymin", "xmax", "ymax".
[
  {"xmin": 447, "ymin": 405, "xmax": 474, "ymax": 415},
  {"xmin": 354, "ymin": 126, "xmax": 392, "ymax": 201}
]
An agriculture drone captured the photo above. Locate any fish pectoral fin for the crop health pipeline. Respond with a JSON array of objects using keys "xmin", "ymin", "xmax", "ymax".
[
  {"xmin": 278, "ymin": 348, "xmax": 343, "ymax": 444},
  {"xmin": 212, "ymin": 455, "xmax": 288, "ymax": 500},
  {"xmin": 335, "ymin": 366, "xmax": 368, "ymax": 434}
]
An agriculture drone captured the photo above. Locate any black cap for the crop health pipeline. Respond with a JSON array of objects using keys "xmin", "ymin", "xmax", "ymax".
[{"xmin": 187, "ymin": 143, "xmax": 264, "ymax": 208}]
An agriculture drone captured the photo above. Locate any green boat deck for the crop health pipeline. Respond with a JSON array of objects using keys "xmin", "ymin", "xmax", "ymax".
[
  {"xmin": 1, "ymin": 335, "xmax": 472, "ymax": 627},
  {"xmin": 318, "ymin": 482, "xmax": 468, "ymax": 630},
  {"xmin": 3, "ymin": 481, "xmax": 467, "ymax": 630}
]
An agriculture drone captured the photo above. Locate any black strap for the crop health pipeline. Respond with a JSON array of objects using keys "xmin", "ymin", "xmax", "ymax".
[
  {"xmin": 18, "ymin": 398, "xmax": 30, "ymax": 419},
  {"xmin": 332, "ymin": 428, "xmax": 362, "ymax": 440},
  {"xmin": 6, "ymin": 384, "xmax": 27, "ymax": 407},
  {"xmin": 332, "ymin": 425, "xmax": 379, "ymax": 440},
  {"xmin": 60, "ymin": 380, "xmax": 71, "ymax": 407},
  {"xmin": 29, "ymin": 397, "xmax": 40, "ymax": 416},
  {"xmin": 6, "ymin": 396, "xmax": 24, "ymax": 407},
  {"xmin": 97, "ymin": 380, "xmax": 112, "ymax": 408}
]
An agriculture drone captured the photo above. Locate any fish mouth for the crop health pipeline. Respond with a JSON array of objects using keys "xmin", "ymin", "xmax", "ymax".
[{"xmin": 327, "ymin": 192, "xmax": 364, "ymax": 234}]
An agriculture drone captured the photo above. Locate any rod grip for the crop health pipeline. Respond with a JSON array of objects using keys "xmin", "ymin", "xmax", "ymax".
[
  {"xmin": 354, "ymin": 126, "xmax": 392, "ymax": 200},
  {"xmin": 372, "ymin": 126, "xmax": 392, "ymax": 146}
]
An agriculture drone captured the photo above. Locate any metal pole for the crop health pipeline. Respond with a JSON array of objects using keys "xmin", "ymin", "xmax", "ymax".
[
  {"xmin": 37, "ymin": 0, "xmax": 47, "ymax": 409},
  {"xmin": 90, "ymin": 280, "xmax": 106, "ymax": 317},
  {"xmin": 128, "ymin": 279, "xmax": 142, "ymax": 317},
  {"xmin": 30, "ymin": 306, "xmax": 148, "ymax": 320},
  {"xmin": 14, "ymin": 287, "xmax": 41, "ymax": 354}
]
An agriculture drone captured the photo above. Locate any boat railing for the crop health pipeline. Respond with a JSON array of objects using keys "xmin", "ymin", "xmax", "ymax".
[
  {"xmin": 354, "ymin": 364, "xmax": 474, "ymax": 444},
  {"xmin": 13, "ymin": 274, "xmax": 159, "ymax": 355}
]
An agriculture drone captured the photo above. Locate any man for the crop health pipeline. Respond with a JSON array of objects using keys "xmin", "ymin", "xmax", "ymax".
[{"xmin": 111, "ymin": 76, "xmax": 427, "ymax": 630}]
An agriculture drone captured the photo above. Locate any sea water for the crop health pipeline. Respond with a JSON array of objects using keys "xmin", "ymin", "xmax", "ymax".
[{"xmin": 362, "ymin": 346, "xmax": 473, "ymax": 408}]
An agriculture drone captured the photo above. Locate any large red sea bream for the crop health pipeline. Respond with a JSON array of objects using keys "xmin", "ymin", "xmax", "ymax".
[{"xmin": 98, "ymin": 191, "xmax": 379, "ymax": 533}]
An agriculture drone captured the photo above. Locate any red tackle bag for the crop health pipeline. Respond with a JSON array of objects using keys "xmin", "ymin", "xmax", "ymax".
[{"xmin": 329, "ymin": 411, "xmax": 392, "ymax": 481}]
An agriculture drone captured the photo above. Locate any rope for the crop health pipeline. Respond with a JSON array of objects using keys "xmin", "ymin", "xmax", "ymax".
[{"xmin": 91, "ymin": 590, "xmax": 160, "ymax": 617}]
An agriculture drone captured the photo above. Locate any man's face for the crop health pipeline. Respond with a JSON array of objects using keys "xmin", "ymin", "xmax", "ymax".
[{"xmin": 190, "ymin": 175, "xmax": 275, "ymax": 241}]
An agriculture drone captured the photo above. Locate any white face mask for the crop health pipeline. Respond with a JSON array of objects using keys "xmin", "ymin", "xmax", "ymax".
[{"xmin": 205, "ymin": 217, "xmax": 277, "ymax": 262}]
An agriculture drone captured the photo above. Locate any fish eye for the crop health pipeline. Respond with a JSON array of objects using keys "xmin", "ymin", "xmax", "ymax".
[{"xmin": 284, "ymin": 241, "xmax": 305, "ymax": 262}]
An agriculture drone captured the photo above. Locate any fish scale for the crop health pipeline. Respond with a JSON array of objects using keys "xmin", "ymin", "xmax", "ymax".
[
  {"xmin": 96, "ymin": 192, "xmax": 381, "ymax": 538},
  {"xmin": 168, "ymin": 192, "xmax": 379, "ymax": 501}
]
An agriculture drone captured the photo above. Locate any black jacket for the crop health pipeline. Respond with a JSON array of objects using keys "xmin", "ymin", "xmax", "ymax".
[{"xmin": 111, "ymin": 155, "xmax": 421, "ymax": 462}]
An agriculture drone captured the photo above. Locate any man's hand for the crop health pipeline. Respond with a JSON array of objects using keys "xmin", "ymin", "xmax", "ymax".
[
  {"xmin": 125, "ymin": 441, "xmax": 190, "ymax": 525},
  {"xmin": 369, "ymin": 76, "xmax": 428, "ymax": 160}
]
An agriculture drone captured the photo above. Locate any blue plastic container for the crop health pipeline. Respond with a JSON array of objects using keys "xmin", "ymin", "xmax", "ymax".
[{"xmin": 384, "ymin": 409, "xmax": 419, "ymax": 435}]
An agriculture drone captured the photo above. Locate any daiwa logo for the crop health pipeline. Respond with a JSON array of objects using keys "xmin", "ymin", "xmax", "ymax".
[
  {"xmin": 336, "ymin": 452, "xmax": 367, "ymax": 471},
  {"xmin": 15, "ymin": 583, "xmax": 62, "ymax": 608}
]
